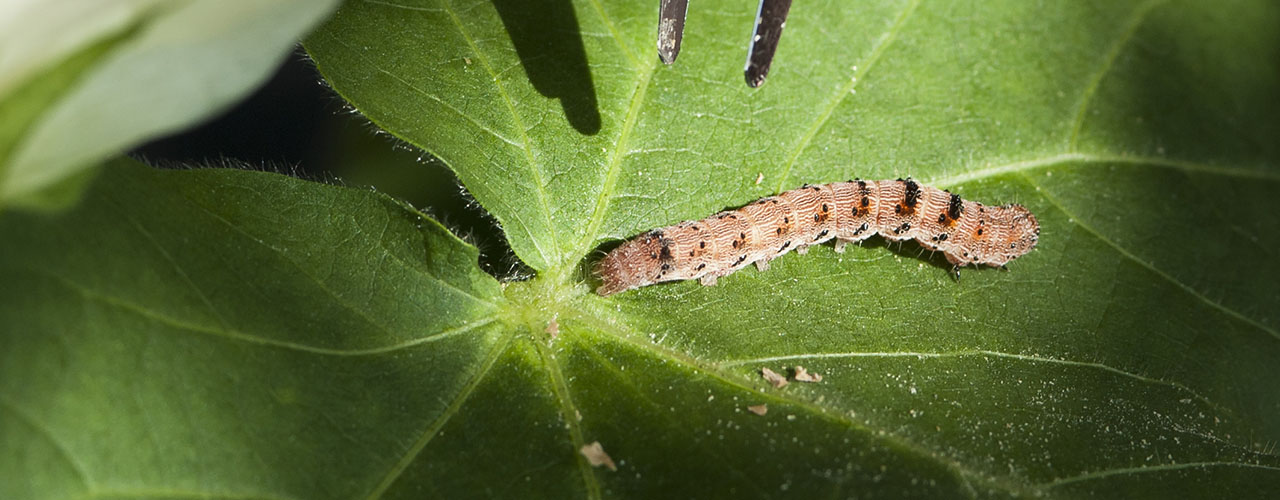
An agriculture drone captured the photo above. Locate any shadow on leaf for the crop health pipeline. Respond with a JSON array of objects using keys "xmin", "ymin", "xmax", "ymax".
[{"xmin": 491, "ymin": 0, "xmax": 602, "ymax": 135}]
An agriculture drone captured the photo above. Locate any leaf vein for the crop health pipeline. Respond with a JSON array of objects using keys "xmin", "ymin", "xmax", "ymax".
[
  {"xmin": 572, "ymin": 340, "xmax": 775, "ymax": 497},
  {"xmin": 1043, "ymin": 461, "xmax": 1280, "ymax": 489},
  {"xmin": 1067, "ymin": 0, "xmax": 1168, "ymax": 150},
  {"xmin": 362, "ymin": 329, "xmax": 512, "ymax": 500},
  {"xmin": 567, "ymin": 303, "xmax": 1013, "ymax": 497},
  {"xmin": 533, "ymin": 339, "xmax": 604, "ymax": 500},
  {"xmin": 439, "ymin": 0, "xmax": 559, "ymax": 268},
  {"xmin": 1025, "ymin": 173, "xmax": 1280, "ymax": 342},
  {"xmin": 585, "ymin": 0, "xmax": 641, "ymax": 68},
  {"xmin": 361, "ymin": 0, "xmax": 443, "ymax": 13},
  {"xmin": 928, "ymin": 152, "xmax": 1280, "ymax": 188},
  {"xmin": 774, "ymin": 0, "xmax": 922, "ymax": 192},
  {"xmin": 117, "ymin": 204, "xmax": 232, "ymax": 331},
  {"xmin": 317, "ymin": 31, "xmax": 521, "ymax": 149},
  {"xmin": 717, "ymin": 349, "xmax": 1233, "ymax": 418},
  {"xmin": 0, "ymin": 393, "xmax": 92, "ymax": 491},
  {"xmin": 181, "ymin": 189, "xmax": 497, "ymax": 318},
  {"xmin": 376, "ymin": 199, "xmax": 505, "ymax": 310},
  {"xmin": 574, "ymin": 59, "xmax": 659, "ymax": 260},
  {"xmin": 18, "ymin": 267, "xmax": 494, "ymax": 356},
  {"xmin": 83, "ymin": 489, "xmax": 295, "ymax": 500}
]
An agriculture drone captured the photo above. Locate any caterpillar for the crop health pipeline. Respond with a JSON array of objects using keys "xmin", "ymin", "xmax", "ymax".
[{"xmin": 595, "ymin": 179, "xmax": 1039, "ymax": 296}]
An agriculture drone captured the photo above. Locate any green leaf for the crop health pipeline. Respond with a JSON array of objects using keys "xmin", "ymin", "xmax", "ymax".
[
  {"xmin": 4, "ymin": 0, "xmax": 1280, "ymax": 499},
  {"xmin": 301, "ymin": 0, "xmax": 1278, "ymax": 495},
  {"xmin": 0, "ymin": 0, "xmax": 342, "ymax": 210},
  {"xmin": 1, "ymin": 159, "xmax": 508, "ymax": 499}
]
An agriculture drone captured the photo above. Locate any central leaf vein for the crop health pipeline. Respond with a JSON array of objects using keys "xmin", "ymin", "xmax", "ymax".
[
  {"xmin": 439, "ymin": 0, "xmax": 559, "ymax": 269},
  {"xmin": 534, "ymin": 339, "xmax": 604, "ymax": 500},
  {"xmin": 574, "ymin": 58, "xmax": 658, "ymax": 261},
  {"xmin": 774, "ymin": 0, "xmax": 923, "ymax": 192}
]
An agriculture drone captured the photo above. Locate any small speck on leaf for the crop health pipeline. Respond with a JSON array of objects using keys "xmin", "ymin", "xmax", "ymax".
[
  {"xmin": 761, "ymin": 367, "xmax": 789, "ymax": 388},
  {"xmin": 580, "ymin": 441, "xmax": 617, "ymax": 471},
  {"xmin": 792, "ymin": 366, "xmax": 823, "ymax": 383},
  {"xmin": 545, "ymin": 314, "xmax": 559, "ymax": 338},
  {"xmin": 747, "ymin": 404, "xmax": 768, "ymax": 416}
]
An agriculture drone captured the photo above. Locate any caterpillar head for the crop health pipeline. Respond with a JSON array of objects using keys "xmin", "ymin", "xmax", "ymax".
[
  {"xmin": 1004, "ymin": 204, "xmax": 1040, "ymax": 261},
  {"xmin": 595, "ymin": 230, "xmax": 669, "ymax": 296}
]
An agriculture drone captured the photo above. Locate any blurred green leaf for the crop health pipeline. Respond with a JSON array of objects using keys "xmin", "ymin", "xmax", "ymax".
[
  {"xmin": 3, "ymin": 0, "xmax": 1279, "ymax": 498},
  {"xmin": 1, "ymin": 158, "xmax": 508, "ymax": 499},
  {"xmin": 0, "ymin": 0, "xmax": 341, "ymax": 209}
]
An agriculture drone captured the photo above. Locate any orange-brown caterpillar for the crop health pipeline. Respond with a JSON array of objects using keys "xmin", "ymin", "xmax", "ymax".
[{"xmin": 596, "ymin": 179, "xmax": 1039, "ymax": 296}]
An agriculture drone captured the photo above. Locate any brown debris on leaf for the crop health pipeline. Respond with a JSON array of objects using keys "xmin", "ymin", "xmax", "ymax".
[
  {"xmin": 747, "ymin": 404, "xmax": 768, "ymax": 416},
  {"xmin": 579, "ymin": 441, "xmax": 617, "ymax": 471},
  {"xmin": 545, "ymin": 314, "xmax": 560, "ymax": 338},
  {"xmin": 760, "ymin": 367, "xmax": 789, "ymax": 388},
  {"xmin": 792, "ymin": 365, "xmax": 823, "ymax": 383}
]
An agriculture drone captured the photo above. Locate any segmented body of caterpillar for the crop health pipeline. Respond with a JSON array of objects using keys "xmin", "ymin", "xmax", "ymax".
[{"xmin": 595, "ymin": 179, "xmax": 1040, "ymax": 296}]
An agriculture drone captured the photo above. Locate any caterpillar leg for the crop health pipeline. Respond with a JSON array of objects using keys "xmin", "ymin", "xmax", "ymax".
[
  {"xmin": 834, "ymin": 240, "xmax": 848, "ymax": 253},
  {"xmin": 755, "ymin": 259, "xmax": 771, "ymax": 271},
  {"xmin": 699, "ymin": 274, "xmax": 719, "ymax": 286},
  {"xmin": 795, "ymin": 245, "xmax": 809, "ymax": 255}
]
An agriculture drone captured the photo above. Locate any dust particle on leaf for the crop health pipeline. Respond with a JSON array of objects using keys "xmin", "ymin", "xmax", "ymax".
[
  {"xmin": 792, "ymin": 366, "xmax": 823, "ymax": 383},
  {"xmin": 747, "ymin": 404, "xmax": 768, "ymax": 416},
  {"xmin": 760, "ymin": 367, "xmax": 788, "ymax": 388},
  {"xmin": 545, "ymin": 314, "xmax": 559, "ymax": 338},
  {"xmin": 580, "ymin": 441, "xmax": 617, "ymax": 471}
]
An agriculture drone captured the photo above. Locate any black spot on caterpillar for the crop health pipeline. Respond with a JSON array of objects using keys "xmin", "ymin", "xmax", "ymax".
[{"xmin": 595, "ymin": 180, "xmax": 1040, "ymax": 296}]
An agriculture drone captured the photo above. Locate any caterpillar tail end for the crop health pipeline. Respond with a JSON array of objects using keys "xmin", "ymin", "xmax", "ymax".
[
  {"xmin": 596, "ymin": 276, "xmax": 626, "ymax": 297},
  {"xmin": 594, "ymin": 234, "xmax": 667, "ymax": 296},
  {"xmin": 593, "ymin": 245, "xmax": 636, "ymax": 297}
]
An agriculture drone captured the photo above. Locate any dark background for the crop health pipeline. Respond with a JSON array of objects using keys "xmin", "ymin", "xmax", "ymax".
[{"xmin": 132, "ymin": 48, "xmax": 520, "ymax": 277}]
